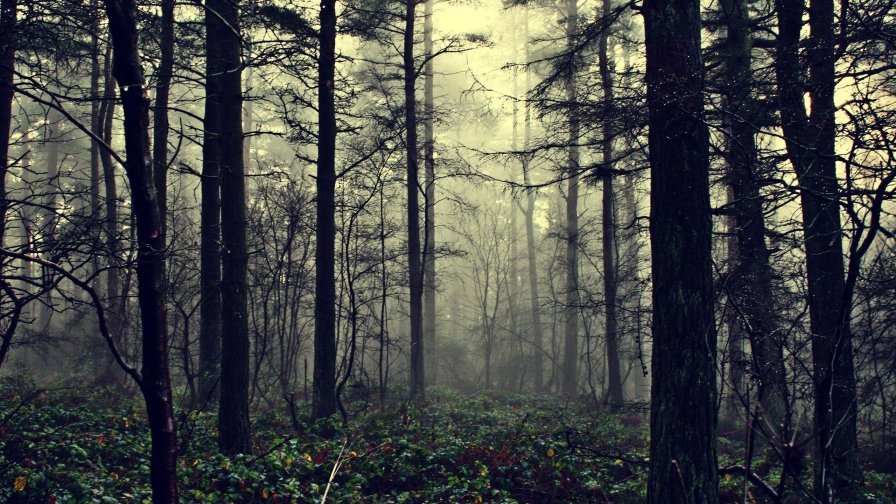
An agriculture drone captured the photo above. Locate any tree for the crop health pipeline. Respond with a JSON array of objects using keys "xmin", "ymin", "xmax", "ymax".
[
  {"xmin": 0, "ymin": 0, "xmax": 16, "ymax": 249},
  {"xmin": 103, "ymin": 0, "xmax": 179, "ymax": 499},
  {"xmin": 643, "ymin": 0, "xmax": 718, "ymax": 501},
  {"xmin": 560, "ymin": 0, "xmax": 580, "ymax": 398},
  {"xmin": 598, "ymin": 0, "xmax": 622, "ymax": 405},
  {"xmin": 404, "ymin": 0, "xmax": 425, "ymax": 402},
  {"xmin": 774, "ymin": 0, "xmax": 862, "ymax": 498},
  {"xmin": 97, "ymin": 43, "xmax": 124, "ymax": 360},
  {"xmin": 422, "ymin": 0, "xmax": 437, "ymax": 388},
  {"xmin": 208, "ymin": 0, "xmax": 252, "ymax": 454},
  {"xmin": 717, "ymin": 0, "xmax": 786, "ymax": 433},
  {"xmin": 152, "ymin": 0, "xmax": 174, "ymax": 236},
  {"xmin": 313, "ymin": 0, "xmax": 339, "ymax": 420},
  {"xmin": 0, "ymin": 0, "xmax": 16, "ymax": 367},
  {"xmin": 199, "ymin": 0, "xmax": 223, "ymax": 406},
  {"xmin": 518, "ymin": 4, "xmax": 544, "ymax": 392}
]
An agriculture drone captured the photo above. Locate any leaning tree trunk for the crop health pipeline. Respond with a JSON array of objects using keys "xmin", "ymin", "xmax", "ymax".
[
  {"xmin": 774, "ymin": 0, "xmax": 861, "ymax": 498},
  {"xmin": 103, "ymin": 0, "xmax": 179, "ymax": 500},
  {"xmin": 643, "ymin": 0, "xmax": 719, "ymax": 501},
  {"xmin": 313, "ymin": 0, "xmax": 339, "ymax": 419},
  {"xmin": 404, "ymin": 0, "xmax": 425, "ymax": 402},
  {"xmin": 208, "ymin": 0, "xmax": 251, "ymax": 455}
]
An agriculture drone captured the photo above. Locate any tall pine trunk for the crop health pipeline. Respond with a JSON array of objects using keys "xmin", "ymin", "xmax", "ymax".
[
  {"xmin": 313, "ymin": 0, "xmax": 339, "ymax": 419},
  {"xmin": 0, "ymin": 0, "xmax": 16, "ymax": 249},
  {"xmin": 643, "ymin": 0, "xmax": 718, "ymax": 501},
  {"xmin": 199, "ymin": 5, "xmax": 222, "ymax": 405},
  {"xmin": 208, "ymin": 0, "xmax": 251, "ymax": 454},
  {"xmin": 599, "ymin": 0, "xmax": 622, "ymax": 405},
  {"xmin": 720, "ymin": 0, "xmax": 786, "ymax": 431},
  {"xmin": 422, "ymin": 0, "xmax": 437, "ymax": 388},
  {"xmin": 405, "ymin": 0, "xmax": 425, "ymax": 402},
  {"xmin": 561, "ymin": 0, "xmax": 580, "ymax": 398},
  {"xmin": 521, "ymin": 6, "xmax": 544, "ymax": 392}
]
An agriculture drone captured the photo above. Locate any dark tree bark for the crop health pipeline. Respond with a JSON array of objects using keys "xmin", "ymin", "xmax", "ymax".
[
  {"xmin": 643, "ymin": 0, "xmax": 718, "ymax": 501},
  {"xmin": 774, "ymin": 0, "xmax": 861, "ymax": 498},
  {"xmin": 405, "ymin": 0, "xmax": 425, "ymax": 402},
  {"xmin": 0, "ymin": 0, "xmax": 17, "ymax": 248},
  {"xmin": 0, "ymin": 0, "xmax": 18, "ymax": 368},
  {"xmin": 199, "ymin": 4, "xmax": 222, "ymax": 405},
  {"xmin": 561, "ymin": 0, "xmax": 580, "ymax": 398},
  {"xmin": 152, "ymin": 0, "xmax": 174, "ymax": 239},
  {"xmin": 313, "ymin": 0, "xmax": 338, "ymax": 419},
  {"xmin": 208, "ymin": 0, "xmax": 251, "ymax": 454},
  {"xmin": 103, "ymin": 0, "xmax": 179, "ymax": 500},
  {"xmin": 719, "ymin": 0, "xmax": 786, "ymax": 430},
  {"xmin": 422, "ymin": 0, "xmax": 437, "ymax": 388},
  {"xmin": 598, "ymin": 0, "xmax": 622, "ymax": 405}
]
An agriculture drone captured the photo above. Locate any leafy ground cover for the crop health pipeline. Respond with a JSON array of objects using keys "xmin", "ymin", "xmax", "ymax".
[{"xmin": 0, "ymin": 377, "xmax": 893, "ymax": 503}]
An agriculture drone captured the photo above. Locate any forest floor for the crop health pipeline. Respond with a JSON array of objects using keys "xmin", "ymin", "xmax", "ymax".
[{"xmin": 0, "ymin": 376, "xmax": 894, "ymax": 503}]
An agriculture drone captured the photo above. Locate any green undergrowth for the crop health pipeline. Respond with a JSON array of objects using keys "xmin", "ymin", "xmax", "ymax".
[{"xmin": 0, "ymin": 377, "xmax": 893, "ymax": 503}]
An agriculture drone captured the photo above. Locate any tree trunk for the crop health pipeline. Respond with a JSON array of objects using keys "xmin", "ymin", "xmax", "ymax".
[
  {"xmin": 0, "ymin": 0, "xmax": 16, "ymax": 248},
  {"xmin": 87, "ymin": 13, "xmax": 112, "ymax": 377},
  {"xmin": 521, "ymin": 6, "xmax": 544, "ymax": 393},
  {"xmin": 313, "ymin": 0, "xmax": 339, "ymax": 419},
  {"xmin": 98, "ymin": 46, "xmax": 123, "ymax": 352},
  {"xmin": 643, "ymin": 0, "xmax": 718, "ymax": 501},
  {"xmin": 199, "ymin": 0, "xmax": 223, "ymax": 406},
  {"xmin": 0, "ymin": 0, "xmax": 16, "ymax": 369},
  {"xmin": 152, "ymin": 0, "xmax": 174, "ymax": 240},
  {"xmin": 724, "ymin": 187, "xmax": 747, "ymax": 417},
  {"xmin": 720, "ymin": 0, "xmax": 787, "ymax": 432},
  {"xmin": 617, "ymin": 41, "xmax": 646, "ymax": 402},
  {"xmin": 243, "ymin": 73, "xmax": 252, "ymax": 174},
  {"xmin": 599, "ymin": 0, "xmax": 622, "ymax": 405},
  {"xmin": 561, "ymin": 0, "xmax": 580, "ymax": 398},
  {"xmin": 209, "ymin": 0, "xmax": 251, "ymax": 454},
  {"xmin": 405, "ymin": 0, "xmax": 425, "ymax": 402},
  {"xmin": 774, "ymin": 0, "xmax": 861, "ymax": 498},
  {"xmin": 422, "ymin": 0, "xmax": 437, "ymax": 389},
  {"xmin": 88, "ymin": 19, "xmax": 102, "ymax": 292},
  {"xmin": 103, "ymin": 0, "xmax": 179, "ymax": 500}
]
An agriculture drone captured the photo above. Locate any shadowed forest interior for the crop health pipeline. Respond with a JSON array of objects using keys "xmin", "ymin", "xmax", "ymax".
[{"xmin": 0, "ymin": 0, "xmax": 895, "ymax": 502}]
